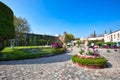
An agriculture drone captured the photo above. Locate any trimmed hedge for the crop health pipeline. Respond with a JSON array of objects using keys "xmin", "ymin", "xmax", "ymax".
[
  {"xmin": 72, "ymin": 55, "xmax": 107, "ymax": 66},
  {"xmin": 0, "ymin": 1, "xmax": 15, "ymax": 39},
  {"xmin": 51, "ymin": 48, "xmax": 65, "ymax": 54}
]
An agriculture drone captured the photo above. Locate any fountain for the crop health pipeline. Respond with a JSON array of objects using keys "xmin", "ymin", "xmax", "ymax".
[{"xmin": 72, "ymin": 39, "xmax": 107, "ymax": 69}]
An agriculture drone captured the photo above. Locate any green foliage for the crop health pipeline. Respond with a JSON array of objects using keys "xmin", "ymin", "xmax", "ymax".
[
  {"xmin": 88, "ymin": 39, "xmax": 104, "ymax": 46},
  {"xmin": 96, "ymin": 42, "xmax": 104, "ymax": 47},
  {"xmin": 64, "ymin": 33, "xmax": 75, "ymax": 43},
  {"xmin": 93, "ymin": 30, "xmax": 96, "ymax": 38},
  {"xmin": 105, "ymin": 30, "xmax": 107, "ymax": 34},
  {"xmin": 14, "ymin": 16, "xmax": 30, "ymax": 33},
  {"xmin": 72, "ymin": 55, "xmax": 107, "ymax": 66},
  {"xmin": 79, "ymin": 50, "xmax": 84, "ymax": 54},
  {"xmin": 88, "ymin": 51, "xmax": 94, "ymax": 55},
  {"xmin": 51, "ymin": 48, "xmax": 65, "ymax": 54},
  {"xmin": 67, "ymin": 34, "xmax": 75, "ymax": 40},
  {"xmin": 64, "ymin": 34, "xmax": 70, "ymax": 43},
  {"xmin": 0, "ymin": 46, "xmax": 65, "ymax": 61},
  {"xmin": 76, "ymin": 40, "xmax": 81, "ymax": 46},
  {"xmin": 0, "ymin": 1, "xmax": 15, "ymax": 39},
  {"xmin": 104, "ymin": 42, "xmax": 117, "ymax": 47},
  {"xmin": 38, "ymin": 39, "xmax": 47, "ymax": 45},
  {"xmin": 110, "ymin": 29, "xmax": 112, "ymax": 34},
  {"xmin": 74, "ymin": 38, "xmax": 80, "ymax": 40}
]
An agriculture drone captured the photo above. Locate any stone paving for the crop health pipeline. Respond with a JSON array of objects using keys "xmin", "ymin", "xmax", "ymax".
[{"xmin": 0, "ymin": 47, "xmax": 120, "ymax": 80}]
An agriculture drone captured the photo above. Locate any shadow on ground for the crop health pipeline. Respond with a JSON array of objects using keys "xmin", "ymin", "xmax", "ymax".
[
  {"xmin": 0, "ymin": 52, "xmax": 72, "ymax": 65},
  {"xmin": 106, "ymin": 62, "xmax": 113, "ymax": 68}
]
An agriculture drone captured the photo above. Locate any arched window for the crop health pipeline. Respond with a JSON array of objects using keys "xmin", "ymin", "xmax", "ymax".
[
  {"xmin": 114, "ymin": 34, "xmax": 116, "ymax": 39},
  {"xmin": 118, "ymin": 33, "xmax": 120, "ymax": 38}
]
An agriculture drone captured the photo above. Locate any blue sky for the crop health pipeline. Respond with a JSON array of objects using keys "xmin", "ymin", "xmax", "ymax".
[{"xmin": 1, "ymin": 0, "xmax": 120, "ymax": 38}]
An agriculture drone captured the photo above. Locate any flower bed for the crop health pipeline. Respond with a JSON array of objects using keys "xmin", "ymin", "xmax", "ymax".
[
  {"xmin": 72, "ymin": 54, "xmax": 107, "ymax": 69},
  {"xmin": 51, "ymin": 41, "xmax": 66, "ymax": 54}
]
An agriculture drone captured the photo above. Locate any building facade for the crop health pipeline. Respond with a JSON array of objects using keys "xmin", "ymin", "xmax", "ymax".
[
  {"xmin": 8, "ymin": 33, "xmax": 57, "ymax": 46},
  {"xmin": 104, "ymin": 29, "xmax": 120, "ymax": 46},
  {"xmin": 79, "ymin": 29, "xmax": 120, "ymax": 47}
]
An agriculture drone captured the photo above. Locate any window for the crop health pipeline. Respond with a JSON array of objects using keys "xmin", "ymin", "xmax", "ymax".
[
  {"xmin": 118, "ymin": 33, "xmax": 120, "ymax": 38},
  {"xmin": 114, "ymin": 34, "xmax": 116, "ymax": 39}
]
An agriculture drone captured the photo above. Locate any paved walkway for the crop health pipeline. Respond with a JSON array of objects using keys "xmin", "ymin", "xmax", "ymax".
[{"xmin": 0, "ymin": 47, "xmax": 120, "ymax": 80}]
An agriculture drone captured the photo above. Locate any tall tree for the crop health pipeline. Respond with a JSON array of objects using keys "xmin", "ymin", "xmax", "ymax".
[
  {"xmin": 67, "ymin": 34, "xmax": 75, "ymax": 40},
  {"xmin": 14, "ymin": 16, "xmax": 30, "ymax": 46},
  {"xmin": 64, "ymin": 34, "xmax": 70, "ymax": 43},
  {"xmin": 64, "ymin": 33, "xmax": 75, "ymax": 43},
  {"xmin": 110, "ymin": 28, "xmax": 112, "ymax": 34},
  {"xmin": 14, "ymin": 16, "xmax": 30, "ymax": 33},
  {"xmin": 105, "ymin": 30, "xmax": 107, "ymax": 34},
  {"xmin": 93, "ymin": 30, "xmax": 96, "ymax": 37}
]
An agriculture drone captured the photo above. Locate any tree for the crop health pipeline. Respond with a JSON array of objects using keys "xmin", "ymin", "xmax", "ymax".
[
  {"xmin": 14, "ymin": 16, "xmax": 30, "ymax": 34},
  {"xmin": 38, "ymin": 39, "xmax": 47, "ymax": 45},
  {"xmin": 110, "ymin": 29, "xmax": 112, "ymax": 34},
  {"xmin": 87, "ymin": 30, "xmax": 97, "ymax": 38},
  {"xmin": 64, "ymin": 34, "xmax": 70, "ymax": 43},
  {"xmin": 64, "ymin": 33, "xmax": 75, "ymax": 43},
  {"xmin": 76, "ymin": 40, "xmax": 81, "ymax": 46},
  {"xmin": 67, "ymin": 34, "xmax": 75, "ymax": 40},
  {"xmin": 0, "ymin": 1, "xmax": 15, "ymax": 50},
  {"xmin": 105, "ymin": 30, "xmax": 107, "ymax": 34},
  {"xmin": 75, "ymin": 38, "xmax": 80, "ymax": 40},
  {"xmin": 14, "ymin": 16, "xmax": 30, "ymax": 46},
  {"xmin": 93, "ymin": 30, "xmax": 96, "ymax": 37}
]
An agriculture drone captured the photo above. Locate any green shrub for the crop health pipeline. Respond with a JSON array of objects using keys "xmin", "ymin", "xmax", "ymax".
[
  {"xmin": 0, "ymin": 1, "xmax": 15, "ymax": 51},
  {"xmin": 88, "ymin": 51, "xmax": 94, "ymax": 55},
  {"xmin": 0, "ymin": 1, "xmax": 15, "ymax": 39},
  {"xmin": 51, "ymin": 48, "xmax": 65, "ymax": 54},
  {"xmin": 0, "ymin": 47, "xmax": 61, "ymax": 61},
  {"xmin": 79, "ymin": 50, "xmax": 84, "ymax": 54},
  {"xmin": 96, "ymin": 42, "xmax": 104, "ymax": 47},
  {"xmin": 104, "ymin": 42, "xmax": 117, "ymax": 48},
  {"xmin": 72, "ymin": 55, "xmax": 107, "ymax": 66}
]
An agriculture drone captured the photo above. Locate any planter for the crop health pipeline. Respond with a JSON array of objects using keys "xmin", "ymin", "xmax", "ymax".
[
  {"xmin": 72, "ymin": 55, "xmax": 107, "ymax": 69},
  {"xmin": 74, "ymin": 62, "xmax": 106, "ymax": 69}
]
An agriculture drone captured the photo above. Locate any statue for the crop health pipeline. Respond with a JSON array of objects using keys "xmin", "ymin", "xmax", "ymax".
[{"xmin": 84, "ymin": 40, "xmax": 89, "ymax": 54}]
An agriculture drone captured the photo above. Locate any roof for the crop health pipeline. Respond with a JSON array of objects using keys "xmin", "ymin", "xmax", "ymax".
[{"xmin": 108, "ymin": 29, "xmax": 120, "ymax": 35}]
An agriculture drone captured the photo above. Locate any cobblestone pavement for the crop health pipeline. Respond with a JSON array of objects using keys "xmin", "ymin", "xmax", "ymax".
[{"xmin": 0, "ymin": 47, "xmax": 120, "ymax": 80}]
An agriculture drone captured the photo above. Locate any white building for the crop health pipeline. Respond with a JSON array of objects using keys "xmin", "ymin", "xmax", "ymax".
[
  {"xmin": 79, "ymin": 29, "xmax": 120, "ymax": 47},
  {"xmin": 88, "ymin": 37, "xmax": 104, "ymax": 41},
  {"xmin": 104, "ymin": 29, "xmax": 120, "ymax": 46},
  {"xmin": 80, "ymin": 37, "xmax": 104, "ymax": 41}
]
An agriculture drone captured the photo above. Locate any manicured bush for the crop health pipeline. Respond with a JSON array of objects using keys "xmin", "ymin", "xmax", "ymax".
[
  {"xmin": 104, "ymin": 42, "xmax": 117, "ymax": 48},
  {"xmin": 51, "ymin": 48, "xmax": 65, "ymax": 54},
  {"xmin": 88, "ymin": 51, "xmax": 94, "ymax": 55},
  {"xmin": 79, "ymin": 50, "xmax": 84, "ymax": 54},
  {"xmin": 0, "ymin": 1, "xmax": 15, "ymax": 51},
  {"xmin": 96, "ymin": 42, "xmax": 104, "ymax": 47},
  {"xmin": 0, "ymin": 46, "xmax": 66, "ymax": 61},
  {"xmin": 0, "ymin": 1, "xmax": 15, "ymax": 39},
  {"xmin": 72, "ymin": 55, "xmax": 107, "ymax": 66}
]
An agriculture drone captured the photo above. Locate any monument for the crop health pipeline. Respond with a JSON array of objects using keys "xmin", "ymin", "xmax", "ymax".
[{"xmin": 84, "ymin": 39, "xmax": 89, "ymax": 54}]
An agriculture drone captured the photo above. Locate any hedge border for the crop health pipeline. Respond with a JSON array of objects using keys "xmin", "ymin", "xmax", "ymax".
[
  {"xmin": 0, "ymin": 1, "xmax": 15, "ymax": 39},
  {"xmin": 72, "ymin": 55, "xmax": 107, "ymax": 69}
]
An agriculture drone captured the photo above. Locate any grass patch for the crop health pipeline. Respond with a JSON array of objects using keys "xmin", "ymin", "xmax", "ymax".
[{"xmin": 0, "ymin": 46, "xmax": 65, "ymax": 61}]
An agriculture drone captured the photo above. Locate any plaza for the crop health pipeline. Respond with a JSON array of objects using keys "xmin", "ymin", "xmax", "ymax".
[
  {"xmin": 0, "ymin": 47, "xmax": 120, "ymax": 80},
  {"xmin": 0, "ymin": 0, "xmax": 120, "ymax": 80}
]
